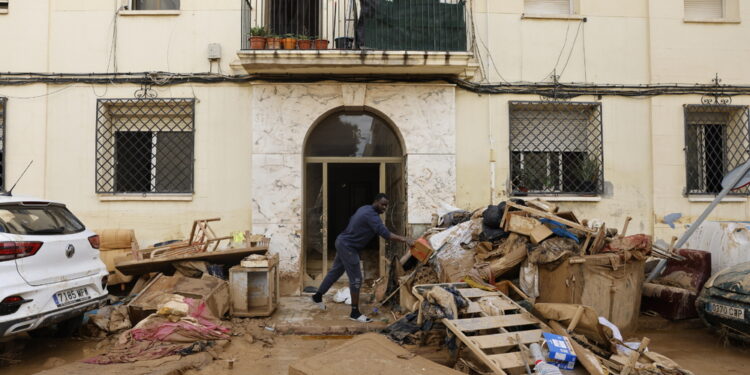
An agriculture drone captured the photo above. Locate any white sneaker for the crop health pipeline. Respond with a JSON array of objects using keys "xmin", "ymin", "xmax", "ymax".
[{"xmin": 349, "ymin": 314, "xmax": 373, "ymax": 323}]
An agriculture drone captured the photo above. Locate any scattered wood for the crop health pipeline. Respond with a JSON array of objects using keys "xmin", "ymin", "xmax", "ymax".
[
  {"xmin": 414, "ymin": 283, "xmax": 547, "ymax": 375},
  {"xmin": 619, "ymin": 217, "xmax": 632, "ymax": 239},
  {"xmin": 526, "ymin": 199, "xmax": 558, "ymax": 213},
  {"xmin": 529, "ymin": 224, "xmax": 554, "ymax": 245}
]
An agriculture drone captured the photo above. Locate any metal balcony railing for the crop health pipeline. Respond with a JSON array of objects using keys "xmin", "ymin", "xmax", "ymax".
[{"xmin": 241, "ymin": 0, "xmax": 471, "ymax": 52}]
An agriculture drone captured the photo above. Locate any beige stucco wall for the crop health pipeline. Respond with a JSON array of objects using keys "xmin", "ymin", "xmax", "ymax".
[
  {"xmin": 2, "ymin": 1, "xmax": 750, "ymax": 292},
  {"xmin": 1, "ymin": 83, "xmax": 253, "ymax": 247}
]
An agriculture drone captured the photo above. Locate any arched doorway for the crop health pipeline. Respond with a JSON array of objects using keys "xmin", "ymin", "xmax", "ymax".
[{"xmin": 303, "ymin": 109, "xmax": 406, "ymax": 288}]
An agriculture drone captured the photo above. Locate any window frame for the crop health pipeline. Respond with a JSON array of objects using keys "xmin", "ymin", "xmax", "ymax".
[
  {"xmin": 130, "ymin": 0, "xmax": 181, "ymax": 11},
  {"xmin": 508, "ymin": 101, "xmax": 604, "ymax": 196},
  {"xmin": 523, "ymin": 0, "xmax": 576, "ymax": 16},
  {"xmin": 95, "ymin": 98, "xmax": 196, "ymax": 195},
  {"xmin": 683, "ymin": 104, "xmax": 750, "ymax": 196}
]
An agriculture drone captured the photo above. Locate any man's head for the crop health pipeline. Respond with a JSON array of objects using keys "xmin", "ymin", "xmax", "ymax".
[{"xmin": 372, "ymin": 193, "xmax": 389, "ymax": 214}]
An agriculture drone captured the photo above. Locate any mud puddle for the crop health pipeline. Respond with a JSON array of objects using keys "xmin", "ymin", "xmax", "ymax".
[
  {"xmin": 0, "ymin": 334, "xmax": 99, "ymax": 375},
  {"xmin": 637, "ymin": 315, "xmax": 750, "ymax": 375}
]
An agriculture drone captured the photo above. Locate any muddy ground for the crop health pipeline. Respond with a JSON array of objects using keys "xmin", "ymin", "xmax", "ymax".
[{"xmin": 1, "ymin": 315, "xmax": 749, "ymax": 375}]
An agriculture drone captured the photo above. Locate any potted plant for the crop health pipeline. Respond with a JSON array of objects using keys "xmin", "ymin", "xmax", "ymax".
[
  {"xmin": 281, "ymin": 33, "xmax": 297, "ymax": 50},
  {"xmin": 313, "ymin": 36, "xmax": 329, "ymax": 50},
  {"xmin": 266, "ymin": 34, "xmax": 281, "ymax": 50},
  {"xmin": 574, "ymin": 156, "xmax": 601, "ymax": 193},
  {"xmin": 297, "ymin": 34, "xmax": 313, "ymax": 50},
  {"xmin": 248, "ymin": 26, "xmax": 268, "ymax": 49}
]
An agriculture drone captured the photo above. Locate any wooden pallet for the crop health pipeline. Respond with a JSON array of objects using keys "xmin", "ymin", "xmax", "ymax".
[{"xmin": 413, "ymin": 283, "xmax": 547, "ymax": 375}]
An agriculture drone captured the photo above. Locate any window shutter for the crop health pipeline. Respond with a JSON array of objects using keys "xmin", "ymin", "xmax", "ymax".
[
  {"xmin": 525, "ymin": 0, "xmax": 571, "ymax": 15},
  {"xmin": 684, "ymin": 0, "xmax": 724, "ymax": 19}
]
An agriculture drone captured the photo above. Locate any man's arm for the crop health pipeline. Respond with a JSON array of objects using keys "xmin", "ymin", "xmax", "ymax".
[
  {"xmin": 367, "ymin": 210, "xmax": 415, "ymax": 246},
  {"xmin": 389, "ymin": 233, "xmax": 416, "ymax": 247}
]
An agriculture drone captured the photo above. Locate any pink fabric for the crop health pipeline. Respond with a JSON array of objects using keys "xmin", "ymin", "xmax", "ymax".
[{"xmin": 84, "ymin": 298, "xmax": 229, "ymax": 364}]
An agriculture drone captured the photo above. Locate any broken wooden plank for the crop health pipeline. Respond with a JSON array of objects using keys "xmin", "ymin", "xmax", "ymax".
[
  {"xmin": 529, "ymin": 224, "xmax": 554, "ymax": 245},
  {"xmin": 457, "ymin": 288, "xmax": 501, "ymax": 299},
  {"xmin": 465, "ymin": 300, "xmax": 519, "ymax": 315},
  {"xmin": 469, "ymin": 330, "xmax": 543, "ymax": 350},
  {"xmin": 621, "ymin": 337, "xmax": 650, "ymax": 375},
  {"xmin": 487, "ymin": 352, "xmax": 528, "ymax": 370},
  {"xmin": 526, "ymin": 198, "xmax": 558, "ymax": 213},
  {"xmin": 450, "ymin": 314, "xmax": 538, "ymax": 332},
  {"xmin": 505, "ymin": 214, "xmax": 541, "ymax": 236},
  {"xmin": 505, "ymin": 202, "xmax": 595, "ymax": 234}
]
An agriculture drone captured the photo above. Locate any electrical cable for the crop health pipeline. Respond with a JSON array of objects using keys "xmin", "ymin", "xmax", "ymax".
[
  {"xmin": 1, "ymin": 72, "xmax": 750, "ymax": 99},
  {"xmin": 558, "ymin": 20, "xmax": 583, "ymax": 79}
]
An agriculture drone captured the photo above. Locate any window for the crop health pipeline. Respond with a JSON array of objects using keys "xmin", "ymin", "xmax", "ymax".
[
  {"xmin": 525, "ymin": 0, "xmax": 573, "ymax": 15},
  {"xmin": 0, "ymin": 1, "xmax": 8, "ymax": 11},
  {"xmin": 684, "ymin": 105, "xmax": 749, "ymax": 195},
  {"xmin": 0, "ymin": 98, "xmax": 5, "ymax": 190},
  {"xmin": 684, "ymin": 0, "xmax": 724, "ymax": 19},
  {"xmin": 268, "ymin": 0, "xmax": 319, "ymax": 37},
  {"xmin": 132, "ymin": 0, "xmax": 180, "ymax": 11},
  {"xmin": 509, "ymin": 101, "xmax": 603, "ymax": 195},
  {"xmin": 96, "ymin": 99, "xmax": 195, "ymax": 194}
]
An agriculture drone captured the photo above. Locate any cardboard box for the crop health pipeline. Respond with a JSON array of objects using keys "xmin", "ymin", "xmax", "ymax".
[
  {"xmin": 127, "ymin": 273, "xmax": 229, "ymax": 323},
  {"xmin": 409, "ymin": 238, "xmax": 434, "ymax": 263},
  {"xmin": 542, "ymin": 332, "xmax": 577, "ymax": 370}
]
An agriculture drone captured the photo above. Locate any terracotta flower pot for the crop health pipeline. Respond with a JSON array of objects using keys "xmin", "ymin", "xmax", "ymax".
[
  {"xmin": 298, "ymin": 39, "xmax": 313, "ymax": 50},
  {"xmin": 266, "ymin": 37, "xmax": 281, "ymax": 50},
  {"xmin": 249, "ymin": 36, "xmax": 267, "ymax": 50},
  {"xmin": 281, "ymin": 38, "xmax": 297, "ymax": 50},
  {"xmin": 314, "ymin": 39, "xmax": 329, "ymax": 50}
]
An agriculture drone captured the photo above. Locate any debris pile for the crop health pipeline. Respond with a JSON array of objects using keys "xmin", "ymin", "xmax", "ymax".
[{"xmin": 378, "ymin": 198, "xmax": 696, "ymax": 375}]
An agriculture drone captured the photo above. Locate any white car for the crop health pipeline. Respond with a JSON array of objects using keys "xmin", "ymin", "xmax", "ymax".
[{"xmin": 0, "ymin": 196, "xmax": 108, "ymax": 337}]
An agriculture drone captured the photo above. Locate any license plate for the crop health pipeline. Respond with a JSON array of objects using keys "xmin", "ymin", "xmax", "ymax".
[
  {"xmin": 708, "ymin": 302, "xmax": 745, "ymax": 321},
  {"xmin": 53, "ymin": 287, "xmax": 90, "ymax": 307}
]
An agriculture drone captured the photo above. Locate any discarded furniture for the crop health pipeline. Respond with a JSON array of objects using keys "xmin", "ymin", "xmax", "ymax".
[
  {"xmin": 501, "ymin": 201, "xmax": 605, "ymax": 254},
  {"xmin": 134, "ymin": 218, "xmax": 232, "ymax": 260},
  {"xmin": 127, "ymin": 273, "xmax": 229, "ymax": 323},
  {"xmin": 95, "ymin": 229, "xmax": 138, "ymax": 285},
  {"xmin": 537, "ymin": 253, "xmax": 644, "ymax": 335},
  {"xmin": 229, "ymin": 253, "xmax": 279, "ymax": 317},
  {"xmin": 115, "ymin": 246, "xmax": 268, "ymax": 276},
  {"xmin": 289, "ymin": 332, "xmax": 464, "ymax": 375},
  {"xmin": 413, "ymin": 283, "xmax": 547, "ymax": 375},
  {"xmin": 642, "ymin": 249, "xmax": 711, "ymax": 320}
]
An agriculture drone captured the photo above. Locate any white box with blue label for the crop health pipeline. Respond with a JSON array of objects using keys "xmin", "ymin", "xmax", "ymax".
[{"xmin": 542, "ymin": 332, "xmax": 577, "ymax": 370}]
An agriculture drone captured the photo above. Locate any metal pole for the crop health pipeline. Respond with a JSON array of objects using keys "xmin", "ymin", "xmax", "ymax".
[{"xmin": 646, "ymin": 158, "xmax": 750, "ymax": 282}]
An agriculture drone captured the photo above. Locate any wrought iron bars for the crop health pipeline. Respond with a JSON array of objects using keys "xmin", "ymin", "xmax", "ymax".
[
  {"xmin": 241, "ymin": 0, "xmax": 470, "ymax": 52},
  {"xmin": 509, "ymin": 101, "xmax": 604, "ymax": 195},
  {"xmin": 684, "ymin": 104, "xmax": 750, "ymax": 195},
  {"xmin": 95, "ymin": 99, "xmax": 195, "ymax": 194}
]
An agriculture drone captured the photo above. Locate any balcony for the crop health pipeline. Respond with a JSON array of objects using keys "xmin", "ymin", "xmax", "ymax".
[{"xmin": 235, "ymin": 0, "xmax": 477, "ymax": 77}]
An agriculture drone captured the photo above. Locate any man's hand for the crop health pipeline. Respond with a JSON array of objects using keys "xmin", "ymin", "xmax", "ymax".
[{"xmin": 405, "ymin": 237, "xmax": 417, "ymax": 247}]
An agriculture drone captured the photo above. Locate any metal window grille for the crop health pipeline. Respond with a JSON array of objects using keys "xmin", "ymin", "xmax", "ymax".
[
  {"xmin": 96, "ymin": 99, "xmax": 195, "ymax": 194},
  {"xmin": 241, "ymin": 0, "xmax": 470, "ymax": 52},
  {"xmin": 509, "ymin": 101, "xmax": 604, "ymax": 195},
  {"xmin": 684, "ymin": 104, "xmax": 750, "ymax": 195},
  {"xmin": 0, "ymin": 97, "xmax": 5, "ymax": 190}
]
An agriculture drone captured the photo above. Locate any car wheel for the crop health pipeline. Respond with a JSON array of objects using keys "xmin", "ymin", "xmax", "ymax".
[{"xmin": 54, "ymin": 315, "xmax": 83, "ymax": 337}]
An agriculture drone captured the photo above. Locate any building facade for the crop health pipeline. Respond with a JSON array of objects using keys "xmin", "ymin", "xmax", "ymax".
[{"xmin": 1, "ymin": 0, "xmax": 749, "ymax": 294}]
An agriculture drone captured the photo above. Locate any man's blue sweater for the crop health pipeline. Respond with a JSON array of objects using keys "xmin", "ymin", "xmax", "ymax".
[{"xmin": 336, "ymin": 205, "xmax": 392, "ymax": 252}]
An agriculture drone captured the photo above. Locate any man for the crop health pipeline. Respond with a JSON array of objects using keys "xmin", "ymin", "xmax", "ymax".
[{"xmin": 311, "ymin": 193, "xmax": 414, "ymax": 322}]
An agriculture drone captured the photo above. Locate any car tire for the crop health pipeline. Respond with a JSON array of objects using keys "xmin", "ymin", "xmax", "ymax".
[
  {"xmin": 54, "ymin": 314, "xmax": 83, "ymax": 337},
  {"xmin": 27, "ymin": 326, "xmax": 56, "ymax": 338}
]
